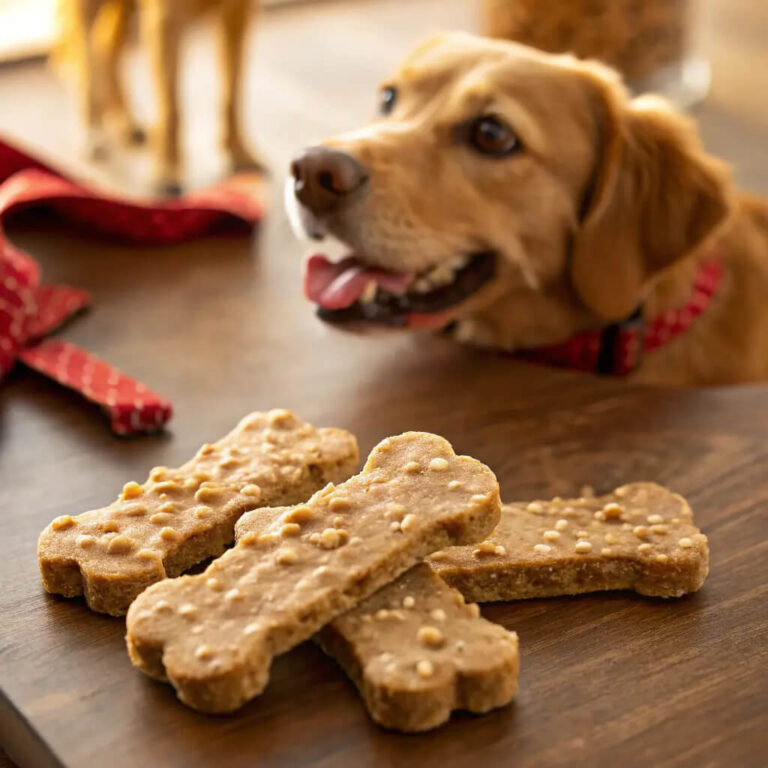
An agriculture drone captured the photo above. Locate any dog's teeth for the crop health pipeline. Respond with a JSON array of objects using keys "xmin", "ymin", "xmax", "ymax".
[
  {"xmin": 361, "ymin": 281, "xmax": 378, "ymax": 303},
  {"xmin": 453, "ymin": 255, "xmax": 471, "ymax": 270},
  {"xmin": 413, "ymin": 278, "xmax": 433, "ymax": 293},
  {"xmin": 426, "ymin": 263, "xmax": 457, "ymax": 286}
]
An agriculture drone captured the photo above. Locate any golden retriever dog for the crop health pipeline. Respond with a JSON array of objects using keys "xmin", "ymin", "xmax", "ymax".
[
  {"xmin": 55, "ymin": 0, "xmax": 261, "ymax": 193},
  {"xmin": 286, "ymin": 32, "xmax": 768, "ymax": 386}
]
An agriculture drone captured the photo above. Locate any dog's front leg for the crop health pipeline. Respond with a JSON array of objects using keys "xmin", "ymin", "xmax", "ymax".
[
  {"xmin": 98, "ymin": 0, "xmax": 146, "ymax": 146},
  {"xmin": 218, "ymin": 0, "xmax": 264, "ymax": 174},
  {"xmin": 70, "ymin": 0, "xmax": 108, "ymax": 161},
  {"xmin": 140, "ymin": 0, "xmax": 182, "ymax": 195}
]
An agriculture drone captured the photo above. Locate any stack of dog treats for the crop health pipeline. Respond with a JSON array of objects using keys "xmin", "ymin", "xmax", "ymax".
[{"xmin": 38, "ymin": 410, "xmax": 709, "ymax": 731}]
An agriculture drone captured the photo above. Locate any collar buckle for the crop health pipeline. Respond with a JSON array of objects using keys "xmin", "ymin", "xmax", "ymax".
[{"xmin": 596, "ymin": 307, "xmax": 645, "ymax": 376}]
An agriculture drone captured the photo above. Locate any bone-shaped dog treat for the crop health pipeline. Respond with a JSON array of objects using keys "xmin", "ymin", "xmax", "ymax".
[
  {"xmin": 38, "ymin": 410, "xmax": 359, "ymax": 616},
  {"xmin": 429, "ymin": 482, "xmax": 709, "ymax": 600},
  {"xmin": 126, "ymin": 432, "xmax": 501, "ymax": 713},
  {"xmin": 235, "ymin": 510, "xmax": 518, "ymax": 732}
]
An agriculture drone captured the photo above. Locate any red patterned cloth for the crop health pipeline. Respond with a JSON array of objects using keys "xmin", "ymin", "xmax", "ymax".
[
  {"xmin": 0, "ymin": 138, "xmax": 262, "ymax": 434},
  {"xmin": 517, "ymin": 258, "xmax": 724, "ymax": 375}
]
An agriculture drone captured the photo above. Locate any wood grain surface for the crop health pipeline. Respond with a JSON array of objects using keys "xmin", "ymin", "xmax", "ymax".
[{"xmin": 1, "ymin": 1, "xmax": 767, "ymax": 766}]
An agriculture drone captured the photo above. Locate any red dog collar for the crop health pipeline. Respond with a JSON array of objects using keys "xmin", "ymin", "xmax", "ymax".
[{"xmin": 517, "ymin": 258, "xmax": 724, "ymax": 376}]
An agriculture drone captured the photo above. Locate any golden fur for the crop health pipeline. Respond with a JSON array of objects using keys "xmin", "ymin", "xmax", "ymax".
[
  {"xmin": 305, "ymin": 33, "xmax": 768, "ymax": 386},
  {"xmin": 54, "ymin": 0, "xmax": 261, "ymax": 193}
]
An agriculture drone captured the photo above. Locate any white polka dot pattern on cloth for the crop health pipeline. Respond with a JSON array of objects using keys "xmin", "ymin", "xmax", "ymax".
[
  {"xmin": 19, "ymin": 340, "xmax": 171, "ymax": 434},
  {"xmin": 0, "ymin": 138, "xmax": 263, "ymax": 434}
]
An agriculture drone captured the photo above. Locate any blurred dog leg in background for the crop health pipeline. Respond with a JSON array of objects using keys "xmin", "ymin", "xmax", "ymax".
[{"xmin": 53, "ymin": 0, "xmax": 262, "ymax": 194}]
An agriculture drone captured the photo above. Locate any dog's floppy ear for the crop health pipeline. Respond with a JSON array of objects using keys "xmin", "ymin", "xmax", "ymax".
[{"xmin": 571, "ymin": 77, "xmax": 733, "ymax": 322}]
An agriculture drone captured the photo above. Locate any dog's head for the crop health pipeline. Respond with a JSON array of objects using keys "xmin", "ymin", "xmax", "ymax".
[{"xmin": 287, "ymin": 32, "xmax": 732, "ymax": 345}]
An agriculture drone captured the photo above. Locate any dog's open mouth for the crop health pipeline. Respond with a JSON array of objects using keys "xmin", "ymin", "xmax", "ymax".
[{"xmin": 303, "ymin": 252, "xmax": 496, "ymax": 328}]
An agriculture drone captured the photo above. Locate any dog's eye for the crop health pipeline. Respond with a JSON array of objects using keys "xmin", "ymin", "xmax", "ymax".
[
  {"xmin": 469, "ymin": 116, "xmax": 519, "ymax": 156},
  {"xmin": 379, "ymin": 86, "xmax": 397, "ymax": 115}
]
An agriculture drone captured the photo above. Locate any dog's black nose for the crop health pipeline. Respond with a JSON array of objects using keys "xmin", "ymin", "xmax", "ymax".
[{"xmin": 290, "ymin": 147, "xmax": 369, "ymax": 215}]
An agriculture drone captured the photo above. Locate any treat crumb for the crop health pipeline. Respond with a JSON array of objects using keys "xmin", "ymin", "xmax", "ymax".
[
  {"xmin": 534, "ymin": 543, "xmax": 552, "ymax": 553},
  {"xmin": 281, "ymin": 523, "xmax": 301, "ymax": 537},
  {"xmin": 241, "ymin": 484, "xmax": 262, "ymax": 499},
  {"xmin": 51, "ymin": 516, "xmax": 75, "ymax": 531},
  {"xmin": 319, "ymin": 528, "xmax": 348, "ymax": 549},
  {"xmin": 385, "ymin": 503, "xmax": 406, "ymax": 521},
  {"xmin": 403, "ymin": 596, "xmax": 415, "ymax": 609},
  {"xmin": 107, "ymin": 534, "xmax": 134, "ymax": 554},
  {"xmin": 121, "ymin": 482, "xmax": 143, "ymax": 500},
  {"xmin": 555, "ymin": 519, "xmax": 569, "ymax": 531},
  {"xmin": 473, "ymin": 541, "xmax": 497, "ymax": 557},
  {"xmin": 195, "ymin": 645, "xmax": 214, "ymax": 660},
  {"xmin": 418, "ymin": 625, "xmax": 444, "ymax": 648},
  {"xmin": 276, "ymin": 548, "xmax": 299, "ymax": 565},
  {"xmin": 285, "ymin": 506, "xmax": 312, "ymax": 524},
  {"xmin": 400, "ymin": 514, "xmax": 418, "ymax": 532},
  {"xmin": 416, "ymin": 660, "xmax": 434, "ymax": 678},
  {"xmin": 429, "ymin": 457, "xmax": 449, "ymax": 472},
  {"xmin": 403, "ymin": 461, "xmax": 421, "ymax": 474},
  {"xmin": 159, "ymin": 527, "xmax": 178, "ymax": 542},
  {"xmin": 575, "ymin": 540, "xmax": 593, "ymax": 554},
  {"xmin": 195, "ymin": 486, "xmax": 221, "ymax": 503}
]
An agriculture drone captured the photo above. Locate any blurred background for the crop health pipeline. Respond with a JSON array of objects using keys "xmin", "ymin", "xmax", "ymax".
[{"xmin": 0, "ymin": 0, "xmax": 765, "ymax": 196}]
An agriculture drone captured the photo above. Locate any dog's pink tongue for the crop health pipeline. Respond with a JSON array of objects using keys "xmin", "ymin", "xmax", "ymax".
[{"xmin": 304, "ymin": 254, "xmax": 412, "ymax": 310}]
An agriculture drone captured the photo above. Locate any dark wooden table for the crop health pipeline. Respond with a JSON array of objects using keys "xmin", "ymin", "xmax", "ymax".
[{"xmin": 1, "ymin": 1, "xmax": 767, "ymax": 766}]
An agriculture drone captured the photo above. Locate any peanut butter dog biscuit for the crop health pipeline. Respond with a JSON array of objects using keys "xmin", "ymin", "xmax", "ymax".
[
  {"xmin": 38, "ymin": 410, "xmax": 359, "ymax": 616},
  {"xmin": 126, "ymin": 432, "xmax": 501, "ymax": 713},
  {"xmin": 429, "ymin": 483, "xmax": 709, "ymax": 600},
  {"xmin": 236, "ymin": 512, "xmax": 518, "ymax": 732}
]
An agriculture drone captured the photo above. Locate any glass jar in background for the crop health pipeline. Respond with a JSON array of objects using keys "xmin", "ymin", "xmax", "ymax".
[{"xmin": 481, "ymin": 0, "xmax": 713, "ymax": 109}]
